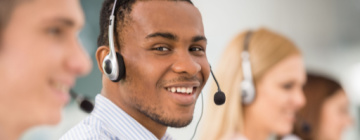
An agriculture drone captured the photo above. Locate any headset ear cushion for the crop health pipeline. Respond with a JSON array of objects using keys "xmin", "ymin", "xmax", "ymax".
[
  {"xmin": 241, "ymin": 81, "xmax": 255, "ymax": 105},
  {"xmin": 112, "ymin": 52, "xmax": 125, "ymax": 82}
]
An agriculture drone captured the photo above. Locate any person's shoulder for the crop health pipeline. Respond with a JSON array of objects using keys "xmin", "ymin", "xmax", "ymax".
[{"xmin": 60, "ymin": 116, "xmax": 118, "ymax": 140}]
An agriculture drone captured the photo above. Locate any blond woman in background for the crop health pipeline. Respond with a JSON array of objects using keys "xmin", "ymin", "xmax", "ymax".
[{"xmin": 200, "ymin": 28, "xmax": 306, "ymax": 140}]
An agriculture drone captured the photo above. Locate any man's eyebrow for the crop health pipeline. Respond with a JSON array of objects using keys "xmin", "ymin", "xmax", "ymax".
[
  {"xmin": 192, "ymin": 35, "xmax": 207, "ymax": 42},
  {"xmin": 46, "ymin": 17, "xmax": 76, "ymax": 28},
  {"xmin": 146, "ymin": 32, "xmax": 178, "ymax": 41}
]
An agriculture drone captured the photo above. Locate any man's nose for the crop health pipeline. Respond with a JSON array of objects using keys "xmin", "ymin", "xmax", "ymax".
[
  {"xmin": 171, "ymin": 52, "xmax": 201, "ymax": 77},
  {"xmin": 65, "ymin": 39, "xmax": 92, "ymax": 76}
]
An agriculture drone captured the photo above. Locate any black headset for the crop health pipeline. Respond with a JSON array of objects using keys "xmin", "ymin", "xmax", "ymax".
[
  {"xmin": 212, "ymin": 67, "xmax": 226, "ymax": 105},
  {"xmin": 241, "ymin": 31, "xmax": 256, "ymax": 105},
  {"xmin": 70, "ymin": 90, "xmax": 94, "ymax": 113}
]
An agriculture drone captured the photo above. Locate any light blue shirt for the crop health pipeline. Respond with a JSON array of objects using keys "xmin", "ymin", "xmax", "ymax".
[{"xmin": 60, "ymin": 94, "xmax": 173, "ymax": 140}]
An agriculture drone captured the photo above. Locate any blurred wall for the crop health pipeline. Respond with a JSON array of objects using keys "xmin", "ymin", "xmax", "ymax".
[{"xmin": 73, "ymin": 0, "xmax": 103, "ymax": 98}]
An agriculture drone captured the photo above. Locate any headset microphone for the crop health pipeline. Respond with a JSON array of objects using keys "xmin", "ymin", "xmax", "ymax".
[
  {"xmin": 210, "ymin": 66, "xmax": 226, "ymax": 105},
  {"xmin": 190, "ymin": 68, "xmax": 225, "ymax": 139},
  {"xmin": 70, "ymin": 89, "xmax": 94, "ymax": 113}
]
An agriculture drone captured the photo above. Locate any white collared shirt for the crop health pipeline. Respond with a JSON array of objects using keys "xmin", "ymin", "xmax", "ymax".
[{"xmin": 60, "ymin": 94, "xmax": 173, "ymax": 140}]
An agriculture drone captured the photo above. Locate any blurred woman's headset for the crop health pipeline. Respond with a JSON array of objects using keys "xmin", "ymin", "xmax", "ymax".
[{"xmin": 241, "ymin": 31, "xmax": 256, "ymax": 105}]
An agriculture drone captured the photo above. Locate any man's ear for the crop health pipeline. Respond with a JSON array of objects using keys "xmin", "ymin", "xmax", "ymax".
[{"xmin": 96, "ymin": 46, "xmax": 110, "ymax": 74}]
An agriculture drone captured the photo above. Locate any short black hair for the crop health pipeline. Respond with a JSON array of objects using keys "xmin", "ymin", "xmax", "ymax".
[{"xmin": 97, "ymin": 0, "xmax": 193, "ymax": 50}]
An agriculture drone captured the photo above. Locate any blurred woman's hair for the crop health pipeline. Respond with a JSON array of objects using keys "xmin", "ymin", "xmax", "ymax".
[
  {"xmin": 200, "ymin": 28, "xmax": 301, "ymax": 140},
  {"xmin": 292, "ymin": 73, "xmax": 341, "ymax": 140}
]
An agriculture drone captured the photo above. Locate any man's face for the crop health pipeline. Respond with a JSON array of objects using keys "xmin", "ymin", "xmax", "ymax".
[
  {"xmin": 0, "ymin": 0, "xmax": 91, "ymax": 125},
  {"xmin": 113, "ymin": 1, "xmax": 209, "ymax": 127}
]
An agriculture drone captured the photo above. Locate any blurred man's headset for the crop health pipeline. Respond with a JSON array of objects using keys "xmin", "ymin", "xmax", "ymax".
[{"xmin": 70, "ymin": 90, "xmax": 93, "ymax": 113}]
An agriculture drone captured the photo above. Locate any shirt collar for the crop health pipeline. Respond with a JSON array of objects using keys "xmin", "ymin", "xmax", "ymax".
[{"xmin": 91, "ymin": 94, "xmax": 172, "ymax": 140}]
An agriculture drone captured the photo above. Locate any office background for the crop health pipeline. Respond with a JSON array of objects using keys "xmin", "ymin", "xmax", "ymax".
[{"xmin": 22, "ymin": 0, "xmax": 360, "ymax": 139}]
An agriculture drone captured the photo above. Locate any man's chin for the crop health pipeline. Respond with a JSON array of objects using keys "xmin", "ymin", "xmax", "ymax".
[
  {"xmin": 165, "ymin": 118, "xmax": 193, "ymax": 128},
  {"xmin": 137, "ymin": 104, "xmax": 195, "ymax": 128},
  {"xmin": 155, "ymin": 116, "xmax": 194, "ymax": 128}
]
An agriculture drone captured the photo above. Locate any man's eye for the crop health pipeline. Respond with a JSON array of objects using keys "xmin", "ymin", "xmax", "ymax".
[
  {"xmin": 47, "ymin": 27, "xmax": 62, "ymax": 36},
  {"xmin": 189, "ymin": 47, "xmax": 204, "ymax": 52},
  {"xmin": 153, "ymin": 47, "xmax": 170, "ymax": 51}
]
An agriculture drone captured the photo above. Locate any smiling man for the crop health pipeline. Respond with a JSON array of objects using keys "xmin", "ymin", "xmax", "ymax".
[
  {"xmin": 0, "ymin": 0, "xmax": 91, "ymax": 139},
  {"xmin": 61, "ymin": 0, "xmax": 210, "ymax": 139}
]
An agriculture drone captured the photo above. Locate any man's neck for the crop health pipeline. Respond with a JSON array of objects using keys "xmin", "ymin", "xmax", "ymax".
[
  {"xmin": 130, "ymin": 112, "xmax": 168, "ymax": 139},
  {"xmin": 101, "ymin": 87, "xmax": 167, "ymax": 139}
]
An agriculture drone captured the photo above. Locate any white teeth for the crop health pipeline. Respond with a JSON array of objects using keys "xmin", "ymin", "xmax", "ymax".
[
  {"xmin": 187, "ymin": 87, "xmax": 193, "ymax": 94},
  {"xmin": 167, "ymin": 87, "xmax": 194, "ymax": 94},
  {"xmin": 181, "ymin": 87, "xmax": 186, "ymax": 93}
]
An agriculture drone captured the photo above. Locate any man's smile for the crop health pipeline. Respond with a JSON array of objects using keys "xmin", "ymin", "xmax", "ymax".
[{"xmin": 163, "ymin": 82, "xmax": 200, "ymax": 106}]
